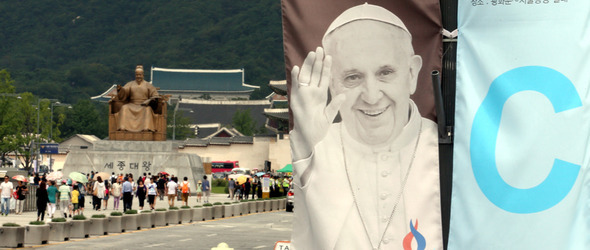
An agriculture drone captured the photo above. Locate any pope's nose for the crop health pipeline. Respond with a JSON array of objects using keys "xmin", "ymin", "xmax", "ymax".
[{"xmin": 360, "ymin": 78, "xmax": 384, "ymax": 105}]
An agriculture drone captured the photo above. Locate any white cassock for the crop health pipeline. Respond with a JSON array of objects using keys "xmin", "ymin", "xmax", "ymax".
[{"xmin": 291, "ymin": 101, "xmax": 443, "ymax": 250}]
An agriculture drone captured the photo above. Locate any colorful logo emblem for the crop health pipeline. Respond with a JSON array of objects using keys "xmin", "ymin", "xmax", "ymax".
[{"xmin": 403, "ymin": 219, "xmax": 425, "ymax": 250}]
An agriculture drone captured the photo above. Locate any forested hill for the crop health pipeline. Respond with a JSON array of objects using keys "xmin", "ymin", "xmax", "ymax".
[{"xmin": 0, "ymin": 0, "xmax": 285, "ymax": 102}]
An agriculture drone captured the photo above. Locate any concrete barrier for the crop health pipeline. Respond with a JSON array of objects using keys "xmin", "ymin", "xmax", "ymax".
[
  {"xmin": 25, "ymin": 223, "xmax": 50, "ymax": 245},
  {"xmin": 202, "ymin": 206, "xmax": 213, "ymax": 220},
  {"xmin": 223, "ymin": 204, "xmax": 233, "ymax": 218},
  {"xmin": 139, "ymin": 211, "xmax": 154, "ymax": 228},
  {"xmin": 69, "ymin": 219, "xmax": 89, "ymax": 238},
  {"xmin": 240, "ymin": 202, "xmax": 249, "ymax": 215},
  {"xmin": 48, "ymin": 221, "xmax": 71, "ymax": 242},
  {"xmin": 180, "ymin": 208, "xmax": 192, "ymax": 223},
  {"xmin": 122, "ymin": 214, "xmax": 139, "ymax": 231},
  {"xmin": 192, "ymin": 207, "xmax": 204, "ymax": 222},
  {"xmin": 249, "ymin": 201, "xmax": 256, "ymax": 214},
  {"xmin": 0, "ymin": 225, "xmax": 25, "ymax": 248},
  {"xmin": 154, "ymin": 210, "xmax": 168, "ymax": 226},
  {"xmin": 89, "ymin": 217, "xmax": 108, "ymax": 236},
  {"xmin": 107, "ymin": 216, "xmax": 123, "ymax": 233},
  {"xmin": 256, "ymin": 200, "xmax": 264, "ymax": 212},
  {"xmin": 167, "ymin": 209, "xmax": 180, "ymax": 225},
  {"xmin": 212, "ymin": 205, "xmax": 223, "ymax": 219}
]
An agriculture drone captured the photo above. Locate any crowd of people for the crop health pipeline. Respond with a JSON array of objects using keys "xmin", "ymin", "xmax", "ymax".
[
  {"xmin": 227, "ymin": 175, "xmax": 291, "ymax": 201},
  {"xmin": 0, "ymin": 172, "xmax": 213, "ymax": 220},
  {"xmin": 0, "ymin": 171, "xmax": 295, "ymax": 220}
]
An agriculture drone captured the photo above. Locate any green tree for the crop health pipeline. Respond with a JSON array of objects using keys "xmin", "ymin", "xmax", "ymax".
[
  {"xmin": 232, "ymin": 108, "xmax": 257, "ymax": 136},
  {"xmin": 0, "ymin": 70, "xmax": 22, "ymax": 167},
  {"xmin": 167, "ymin": 107, "xmax": 194, "ymax": 140},
  {"xmin": 10, "ymin": 93, "xmax": 44, "ymax": 171},
  {"xmin": 0, "ymin": 70, "xmax": 15, "ymax": 93},
  {"xmin": 59, "ymin": 99, "xmax": 107, "ymax": 139}
]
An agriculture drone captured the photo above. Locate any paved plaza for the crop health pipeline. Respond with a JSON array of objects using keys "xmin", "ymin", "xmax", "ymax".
[
  {"xmin": 38, "ymin": 210, "xmax": 293, "ymax": 249},
  {"xmin": 0, "ymin": 193, "xmax": 238, "ymax": 225},
  {"xmin": 0, "ymin": 192, "xmax": 293, "ymax": 249}
]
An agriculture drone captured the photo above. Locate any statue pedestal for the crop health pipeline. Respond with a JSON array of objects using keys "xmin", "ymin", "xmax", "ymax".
[
  {"xmin": 62, "ymin": 141, "xmax": 203, "ymax": 189},
  {"xmin": 109, "ymin": 131, "xmax": 165, "ymax": 141}
]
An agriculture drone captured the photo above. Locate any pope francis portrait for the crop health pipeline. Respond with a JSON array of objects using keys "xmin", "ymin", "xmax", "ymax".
[{"xmin": 289, "ymin": 3, "xmax": 443, "ymax": 250}]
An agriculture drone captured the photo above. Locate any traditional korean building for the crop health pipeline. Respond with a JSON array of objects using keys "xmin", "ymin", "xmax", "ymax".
[
  {"xmin": 150, "ymin": 67, "xmax": 259, "ymax": 100},
  {"xmin": 91, "ymin": 67, "xmax": 259, "ymax": 101},
  {"xmin": 264, "ymin": 80, "xmax": 289, "ymax": 134}
]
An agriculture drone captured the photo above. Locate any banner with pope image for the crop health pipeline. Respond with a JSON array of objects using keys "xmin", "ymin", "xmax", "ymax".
[
  {"xmin": 450, "ymin": 1, "xmax": 590, "ymax": 249},
  {"xmin": 282, "ymin": 1, "xmax": 444, "ymax": 249}
]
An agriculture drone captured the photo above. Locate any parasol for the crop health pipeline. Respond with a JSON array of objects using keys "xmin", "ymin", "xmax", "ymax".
[
  {"xmin": 12, "ymin": 175, "xmax": 27, "ymax": 182},
  {"xmin": 46, "ymin": 171, "xmax": 63, "ymax": 181},
  {"xmin": 276, "ymin": 164, "xmax": 292, "ymax": 173},
  {"xmin": 93, "ymin": 172, "xmax": 110, "ymax": 181},
  {"xmin": 158, "ymin": 171, "xmax": 169, "ymax": 176},
  {"xmin": 69, "ymin": 172, "xmax": 88, "ymax": 183},
  {"xmin": 236, "ymin": 175, "xmax": 252, "ymax": 185}
]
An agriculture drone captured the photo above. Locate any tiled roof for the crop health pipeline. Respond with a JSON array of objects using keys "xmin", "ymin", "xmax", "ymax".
[
  {"xmin": 209, "ymin": 137, "xmax": 232, "ymax": 145},
  {"xmin": 184, "ymin": 138, "xmax": 209, "ymax": 147},
  {"xmin": 90, "ymin": 84, "xmax": 117, "ymax": 101},
  {"xmin": 231, "ymin": 136, "xmax": 254, "ymax": 144},
  {"xmin": 264, "ymin": 108, "xmax": 289, "ymax": 121},
  {"xmin": 196, "ymin": 127, "xmax": 219, "ymax": 139},
  {"xmin": 269, "ymin": 80, "xmax": 287, "ymax": 96},
  {"xmin": 151, "ymin": 67, "xmax": 258, "ymax": 92},
  {"xmin": 182, "ymin": 135, "xmax": 254, "ymax": 147},
  {"xmin": 179, "ymin": 101, "xmax": 270, "ymax": 133}
]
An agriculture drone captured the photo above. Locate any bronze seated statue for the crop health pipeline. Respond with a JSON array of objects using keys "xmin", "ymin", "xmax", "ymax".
[{"xmin": 108, "ymin": 65, "xmax": 169, "ymax": 141}]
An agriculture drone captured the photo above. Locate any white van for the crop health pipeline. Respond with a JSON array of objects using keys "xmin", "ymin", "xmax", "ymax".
[{"xmin": 230, "ymin": 168, "xmax": 251, "ymax": 176}]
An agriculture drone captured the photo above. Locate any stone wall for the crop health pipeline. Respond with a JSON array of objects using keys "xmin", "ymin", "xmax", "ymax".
[
  {"xmin": 62, "ymin": 141, "xmax": 204, "ymax": 190},
  {"xmin": 179, "ymin": 136, "xmax": 291, "ymax": 172}
]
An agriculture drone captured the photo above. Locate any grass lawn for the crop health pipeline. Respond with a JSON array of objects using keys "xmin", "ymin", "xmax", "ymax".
[{"xmin": 212, "ymin": 186, "xmax": 227, "ymax": 194}]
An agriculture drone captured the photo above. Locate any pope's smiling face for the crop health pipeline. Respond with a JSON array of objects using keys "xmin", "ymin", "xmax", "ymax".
[{"xmin": 325, "ymin": 20, "xmax": 422, "ymax": 146}]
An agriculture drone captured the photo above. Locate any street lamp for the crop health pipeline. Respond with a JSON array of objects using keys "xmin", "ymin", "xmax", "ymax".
[
  {"xmin": 36, "ymin": 98, "xmax": 40, "ymax": 172},
  {"xmin": 49, "ymin": 101, "xmax": 72, "ymax": 142},
  {"xmin": 172, "ymin": 100, "xmax": 193, "ymax": 141},
  {"xmin": 49, "ymin": 101, "xmax": 71, "ymax": 172},
  {"xmin": 34, "ymin": 98, "xmax": 60, "ymax": 172}
]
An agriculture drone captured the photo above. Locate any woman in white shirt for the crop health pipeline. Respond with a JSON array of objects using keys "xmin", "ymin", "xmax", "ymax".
[
  {"xmin": 146, "ymin": 177, "xmax": 157, "ymax": 210},
  {"xmin": 111, "ymin": 179, "xmax": 122, "ymax": 210},
  {"xmin": 93, "ymin": 176, "xmax": 106, "ymax": 211}
]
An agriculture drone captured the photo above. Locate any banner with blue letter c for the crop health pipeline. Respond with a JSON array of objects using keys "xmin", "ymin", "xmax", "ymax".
[{"xmin": 450, "ymin": 1, "xmax": 590, "ymax": 249}]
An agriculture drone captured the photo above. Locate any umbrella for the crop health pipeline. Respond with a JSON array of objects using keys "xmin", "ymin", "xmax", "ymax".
[
  {"xmin": 46, "ymin": 171, "xmax": 63, "ymax": 181},
  {"xmin": 93, "ymin": 172, "xmax": 110, "ymax": 181},
  {"xmin": 237, "ymin": 175, "xmax": 252, "ymax": 185},
  {"xmin": 69, "ymin": 172, "xmax": 88, "ymax": 183},
  {"xmin": 255, "ymin": 172, "xmax": 265, "ymax": 177},
  {"xmin": 12, "ymin": 175, "xmax": 27, "ymax": 182},
  {"xmin": 277, "ymin": 164, "xmax": 293, "ymax": 173},
  {"xmin": 158, "ymin": 171, "xmax": 169, "ymax": 176},
  {"xmin": 228, "ymin": 174, "xmax": 241, "ymax": 180}
]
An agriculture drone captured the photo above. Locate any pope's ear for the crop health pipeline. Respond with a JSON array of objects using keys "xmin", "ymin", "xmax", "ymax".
[{"xmin": 408, "ymin": 55, "xmax": 422, "ymax": 95}]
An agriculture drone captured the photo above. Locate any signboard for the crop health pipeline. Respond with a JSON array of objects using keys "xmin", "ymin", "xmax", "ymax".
[
  {"xmin": 262, "ymin": 174, "xmax": 270, "ymax": 199},
  {"xmin": 282, "ymin": 0, "xmax": 444, "ymax": 249},
  {"xmin": 262, "ymin": 174, "xmax": 270, "ymax": 193},
  {"xmin": 274, "ymin": 241, "xmax": 292, "ymax": 250},
  {"xmin": 40, "ymin": 143, "xmax": 59, "ymax": 154}
]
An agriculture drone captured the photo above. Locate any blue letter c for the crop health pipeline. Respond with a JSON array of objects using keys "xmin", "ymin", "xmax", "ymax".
[{"xmin": 470, "ymin": 66, "xmax": 582, "ymax": 214}]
